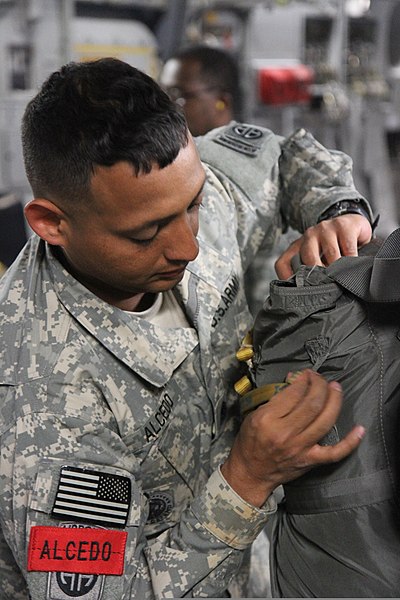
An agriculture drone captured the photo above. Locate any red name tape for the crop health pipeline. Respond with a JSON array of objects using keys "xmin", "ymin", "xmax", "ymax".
[{"xmin": 28, "ymin": 526, "xmax": 127, "ymax": 575}]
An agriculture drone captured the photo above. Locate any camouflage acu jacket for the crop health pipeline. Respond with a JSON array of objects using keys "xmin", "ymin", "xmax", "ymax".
[{"xmin": 0, "ymin": 124, "xmax": 369, "ymax": 599}]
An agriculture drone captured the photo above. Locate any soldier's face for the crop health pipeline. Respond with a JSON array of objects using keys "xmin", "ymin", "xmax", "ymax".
[
  {"xmin": 58, "ymin": 137, "xmax": 205, "ymax": 309},
  {"xmin": 160, "ymin": 58, "xmax": 224, "ymax": 137}
]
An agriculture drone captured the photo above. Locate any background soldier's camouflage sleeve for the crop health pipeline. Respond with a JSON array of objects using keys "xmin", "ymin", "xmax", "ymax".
[
  {"xmin": 197, "ymin": 123, "xmax": 372, "ymax": 261},
  {"xmin": 197, "ymin": 123, "xmax": 372, "ymax": 315},
  {"xmin": 278, "ymin": 127, "xmax": 373, "ymax": 232},
  {"xmin": 196, "ymin": 124, "xmax": 283, "ymax": 274}
]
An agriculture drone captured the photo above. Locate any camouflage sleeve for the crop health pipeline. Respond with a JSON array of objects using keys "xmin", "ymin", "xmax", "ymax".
[
  {"xmin": 145, "ymin": 468, "xmax": 276, "ymax": 598},
  {"xmin": 196, "ymin": 124, "xmax": 373, "ymax": 272},
  {"xmin": 278, "ymin": 128, "xmax": 373, "ymax": 232},
  {"xmin": 196, "ymin": 124, "xmax": 283, "ymax": 272},
  {"xmin": 1, "ymin": 396, "xmax": 274, "ymax": 600}
]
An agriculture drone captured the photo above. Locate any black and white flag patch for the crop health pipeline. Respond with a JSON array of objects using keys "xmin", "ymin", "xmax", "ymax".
[{"xmin": 52, "ymin": 466, "xmax": 131, "ymax": 528}]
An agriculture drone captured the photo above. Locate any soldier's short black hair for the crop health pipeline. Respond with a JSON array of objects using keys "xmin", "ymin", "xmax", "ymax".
[
  {"xmin": 172, "ymin": 45, "xmax": 242, "ymax": 118},
  {"xmin": 22, "ymin": 57, "xmax": 189, "ymax": 205}
]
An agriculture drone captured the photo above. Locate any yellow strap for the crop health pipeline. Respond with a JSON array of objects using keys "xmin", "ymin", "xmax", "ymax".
[
  {"xmin": 240, "ymin": 382, "xmax": 287, "ymax": 417},
  {"xmin": 239, "ymin": 371, "xmax": 303, "ymax": 417}
]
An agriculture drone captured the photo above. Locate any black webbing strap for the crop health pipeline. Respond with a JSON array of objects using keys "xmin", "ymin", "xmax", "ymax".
[
  {"xmin": 327, "ymin": 228, "xmax": 400, "ymax": 302},
  {"xmin": 284, "ymin": 469, "xmax": 393, "ymax": 514}
]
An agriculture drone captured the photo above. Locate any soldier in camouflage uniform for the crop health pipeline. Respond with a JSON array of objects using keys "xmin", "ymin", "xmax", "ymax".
[{"xmin": 0, "ymin": 58, "xmax": 371, "ymax": 599}]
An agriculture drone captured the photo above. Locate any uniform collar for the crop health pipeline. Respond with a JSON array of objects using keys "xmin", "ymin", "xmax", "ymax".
[{"xmin": 46, "ymin": 240, "xmax": 232, "ymax": 387}]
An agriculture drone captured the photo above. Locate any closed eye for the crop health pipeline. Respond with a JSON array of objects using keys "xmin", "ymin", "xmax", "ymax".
[
  {"xmin": 126, "ymin": 179, "xmax": 205, "ymax": 246},
  {"xmin": 130, "ymin": 232, "xmax": 158, "ymax": 246}
]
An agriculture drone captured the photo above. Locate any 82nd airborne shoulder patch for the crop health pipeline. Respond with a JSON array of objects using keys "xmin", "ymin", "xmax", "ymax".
[{"xmin": 213, "ymin": 124, "xmax": 265, "ymax": 157}]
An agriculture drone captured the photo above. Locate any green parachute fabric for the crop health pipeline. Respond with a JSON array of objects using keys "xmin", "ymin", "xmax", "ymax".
[{"xmin": 251, "ymin": 230, "xmax": 400, "ymax": 597}]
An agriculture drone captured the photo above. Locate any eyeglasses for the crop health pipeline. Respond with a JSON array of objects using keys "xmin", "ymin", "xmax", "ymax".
[{"xmin": 166, "ymin": 86, "xmax": 219, "ymax": 107}]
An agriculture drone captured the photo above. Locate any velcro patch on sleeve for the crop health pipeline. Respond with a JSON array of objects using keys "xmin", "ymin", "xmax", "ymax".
[
  {"xmin": 214, "ymin": 125, "xmax": 265, "ymax": 157},
  {"xmin": 27, "ymin": 526, "xmax": 127, "ymax": 575}
]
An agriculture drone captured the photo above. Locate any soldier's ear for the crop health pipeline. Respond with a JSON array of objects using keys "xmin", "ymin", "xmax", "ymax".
[
  {"xmin": 24, "ymin": 198, "xmax": 68, "ymax": 246},
  {"xmin": 217, "ymin": 91, "xmax": 232, "ymax": 112}
]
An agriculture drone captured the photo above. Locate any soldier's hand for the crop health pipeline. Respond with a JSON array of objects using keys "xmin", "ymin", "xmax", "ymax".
[
  {"xmin": 275, "ymin": 214, "xmax": 372, "ymax": 280},
  {"xmin": 221, "ymin": 370, "xmax": 365, "ymax": 507}
]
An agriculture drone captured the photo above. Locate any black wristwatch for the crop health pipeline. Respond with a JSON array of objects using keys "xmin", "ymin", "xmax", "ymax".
[{"xmin": 318, "ymin": 199, "xmax": 378, "ymax": 231}]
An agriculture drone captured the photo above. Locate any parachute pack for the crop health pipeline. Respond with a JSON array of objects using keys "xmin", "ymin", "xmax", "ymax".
[{"xmin": 242, "ymin": 231, "xmax": 400, "ymax": 597}]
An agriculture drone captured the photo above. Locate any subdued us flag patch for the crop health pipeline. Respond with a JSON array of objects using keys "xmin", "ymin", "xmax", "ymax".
[{"xmin": 52, "ymin": 466, "xmax": 131, "ymax": 528}]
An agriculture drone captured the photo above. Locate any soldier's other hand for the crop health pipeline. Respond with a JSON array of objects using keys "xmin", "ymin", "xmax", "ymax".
[
  {"xmin": 221, "ymin": 370, "xmax": 365, "ymax": 507},
  {"xmin": 275, "ymin": 214, "xmax": 372, "ymax": 280}
]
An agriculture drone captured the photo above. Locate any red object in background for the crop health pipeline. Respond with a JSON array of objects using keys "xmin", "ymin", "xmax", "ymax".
[{"xmin": 258, "ymin": 65, "xmax": 314, "ymax": 105}]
